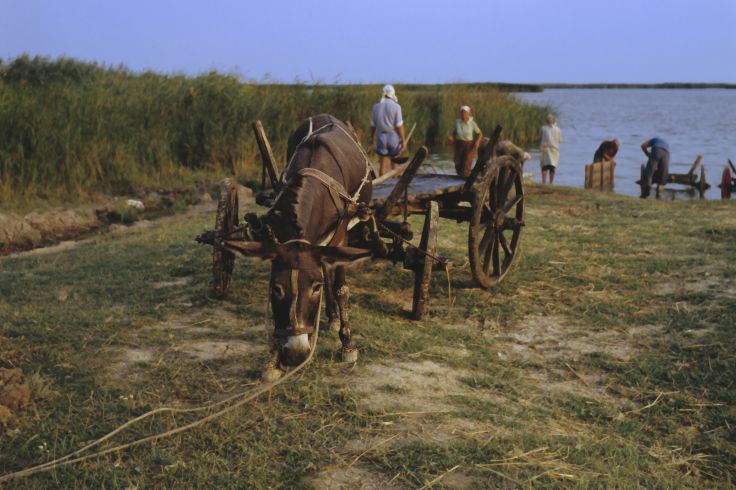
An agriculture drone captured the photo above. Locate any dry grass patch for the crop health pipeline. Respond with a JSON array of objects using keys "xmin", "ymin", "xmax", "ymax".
[{"xmin": 312, "ymin": 464, "xmax": 406, "ymax": 490}]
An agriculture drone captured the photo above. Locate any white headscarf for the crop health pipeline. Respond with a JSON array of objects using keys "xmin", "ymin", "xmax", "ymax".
[{"xmin": 382, "ymin": 84, "xmax": 398, "ymax": 102}]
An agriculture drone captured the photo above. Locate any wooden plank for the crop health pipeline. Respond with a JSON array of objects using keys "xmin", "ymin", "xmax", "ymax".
[
  {"xmin": 668, "ymin": 173, "xmax": 697, "ymax": 185},
  {"xmin": 371, "ymin": 174, "xmax": 467, "ymax": 206},
  {"xmin": 584, "ymin": 161, "xmax": 615, "ymax": 191},
  {"xmin": 252, "ymin": 121, "xmax": 281, "ymax": 191},
  {"xmin": 687, "ymin": 155, "xmax": 703, "ymax": 177},
  {"xmin": 600, "ymin": 162, "xmax": 607, "ymax": 190},
  {"xmin": 374, "ymin": 147, "xmax": 428, "ymax": 221}
]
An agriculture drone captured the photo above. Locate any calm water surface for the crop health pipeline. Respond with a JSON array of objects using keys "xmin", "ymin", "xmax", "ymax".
[{"xmin": 513, "ymin": 89, "xmax": 736, "ymax": 198}]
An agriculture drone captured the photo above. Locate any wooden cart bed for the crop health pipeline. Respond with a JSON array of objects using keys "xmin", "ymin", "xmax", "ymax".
[{"xmin": 370, "ymin": 174, "xmax": 467, "ymax": 208}]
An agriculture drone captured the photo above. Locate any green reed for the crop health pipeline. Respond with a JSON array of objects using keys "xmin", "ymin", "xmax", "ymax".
[{"xmin": 0, "ymin": 56, "xmax": 548, "ymax": 204}]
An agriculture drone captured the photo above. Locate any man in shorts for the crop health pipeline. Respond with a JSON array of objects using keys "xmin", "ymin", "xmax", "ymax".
[{"xmin": 369, "ymin": 84, "xmax": 406, "ymax": 175}]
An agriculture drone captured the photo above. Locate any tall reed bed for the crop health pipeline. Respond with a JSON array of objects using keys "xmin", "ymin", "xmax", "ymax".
[{"xmin": 0, "ymin": 56, "xmax": 548, "ymax": 204}]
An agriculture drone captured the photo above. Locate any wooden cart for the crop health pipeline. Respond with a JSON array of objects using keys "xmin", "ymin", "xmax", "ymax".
[
  {"xmin": 638, "ymin": 155, "xmax": 710, "ymax": 199},
  {"xmin": 204, "ymin": 122, "xmax": 525, "ymax": 320}
]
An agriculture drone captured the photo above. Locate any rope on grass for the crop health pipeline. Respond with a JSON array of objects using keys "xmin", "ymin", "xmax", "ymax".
[{"xmin": 0, "ymin": 296, "xmax": 324, "ymax": 484}]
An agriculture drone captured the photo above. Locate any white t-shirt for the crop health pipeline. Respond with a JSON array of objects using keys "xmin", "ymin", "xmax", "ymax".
[{"xmin": 371, "ymin": 98, "xmax": 403, "ymax": 133}]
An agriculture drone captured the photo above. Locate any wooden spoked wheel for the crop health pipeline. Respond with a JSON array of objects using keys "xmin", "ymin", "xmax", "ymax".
[
  {"xmin": 411, "ymin": 201, "xmax": 439, "ymax": 320},
  {"xmin": 468, "ymin": 157, "xmax": 524, "ymax": 288},
  {"xmin": 213, "ymin": 179, "xmax": 239, "ymax": 298}
]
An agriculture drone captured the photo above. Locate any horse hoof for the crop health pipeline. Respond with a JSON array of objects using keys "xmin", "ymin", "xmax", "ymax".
[
  {"xmin": 328, "ymin": 318, "xmax": 340, "ymax": 333},
  {"xmin": 262, "ymin": 366, "xmax": 283, "ymax": 383},
  {"xmin": 340, "ymin": 347, "xmax": 358, "ymax": 363}
]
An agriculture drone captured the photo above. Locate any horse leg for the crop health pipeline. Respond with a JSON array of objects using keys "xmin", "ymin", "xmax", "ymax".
[
  {"xmin": 323, "ymin": 266, "xmax": 340, "ymax": 333},
  {"xmin": 334, "ymin": 266, "xmax": 358, "ymax": 362},
  {"xmin": 261, "ymin": 340, "xmax": 283, "ymax": 382}
]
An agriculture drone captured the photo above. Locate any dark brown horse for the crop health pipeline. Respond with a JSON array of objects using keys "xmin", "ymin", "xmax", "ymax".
[{"xmin": 224, "ymin": 114, "xmax": 373, "ymax": 380}]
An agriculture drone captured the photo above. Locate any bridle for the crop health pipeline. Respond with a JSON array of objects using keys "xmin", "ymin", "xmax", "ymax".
[{"xmin": 268, "ymin": 239, "xmax": 321, "ymax": 339}]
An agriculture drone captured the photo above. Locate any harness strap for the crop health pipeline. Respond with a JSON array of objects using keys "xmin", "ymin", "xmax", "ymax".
[
  {"xmin": 298, "ymin": 168, "xmax": 355, "ymax": 247},
  {"xmin": 298, "ymin": 168, "xmax": 354, "ymax": 208}
]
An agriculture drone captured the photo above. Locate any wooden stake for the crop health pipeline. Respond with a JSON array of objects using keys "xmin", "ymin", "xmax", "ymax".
[
  {"xmin": 252, "ymin": 121, "xmax": 281, "ymax": 191},
  {"xmin": 687, "ymin": 155, "xmax": 702, "ymax": 177}
]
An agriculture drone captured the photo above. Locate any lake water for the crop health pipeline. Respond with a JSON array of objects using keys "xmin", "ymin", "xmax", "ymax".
[{"xmin": 512, "ymin": 89, "xmax": 736, "ymax": 199}]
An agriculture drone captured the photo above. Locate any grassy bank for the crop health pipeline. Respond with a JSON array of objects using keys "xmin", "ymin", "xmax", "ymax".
[
  {"xmin": 0, "ymin": 56, "xmax": 548, "ymax": 205},
  {"xmin": 0, "ymin": 185, "xmax": 734, "ymax": 487}
]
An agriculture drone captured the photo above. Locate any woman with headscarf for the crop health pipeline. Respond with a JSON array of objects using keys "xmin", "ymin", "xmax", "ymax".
[
  {"xmin": 448, "ymin": 105, "xmax": 483, "ymax": 177},
  {"xmin": 369, "ymin": 84, "xmax": 406, "ymax": 175}
]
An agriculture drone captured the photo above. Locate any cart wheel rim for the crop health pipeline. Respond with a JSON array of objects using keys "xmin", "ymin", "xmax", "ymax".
[
  {"xmin": 213, "ymin": 178, "xmax": 239, "ymax": 298},
  {"xmin": 468, "ymin": 157, "xmax": 524, "ymax": 288},
  {"xmin": 722, "ymin": 167, "xmax": 732, "ymax": 199}
]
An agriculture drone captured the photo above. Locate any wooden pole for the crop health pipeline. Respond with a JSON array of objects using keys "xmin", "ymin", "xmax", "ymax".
[
  {"xmin": 252, "ymin": 121, "xmax": 281, "ymax": 191},
  {"xmin": 687, "ymin": 155, "xmax": 703, "ymax": 177},
  {"xmin": 375, "ymin": 147, "xmax": 428, "ymax": 221}
]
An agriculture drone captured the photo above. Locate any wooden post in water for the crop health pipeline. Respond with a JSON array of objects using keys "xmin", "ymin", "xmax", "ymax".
[{"xmin": 584, "ymin": 161, "xmax": 615, "ymax": 191}]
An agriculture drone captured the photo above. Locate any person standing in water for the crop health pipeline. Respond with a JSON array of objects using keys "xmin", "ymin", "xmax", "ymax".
[
  {"xmin": 369, "ymin": 84, "xmax": 406, "ymax": 176},
  {"xmin": 448, "ymin": 105, "xmax": 483, "ymax": 177},
  {"xmin": 640, "ymin": 137, "xmax": 670, "ymax": 198},
  {"xmin": 539, "ymin": 114, "xmax": 562, "ymax": 184}
]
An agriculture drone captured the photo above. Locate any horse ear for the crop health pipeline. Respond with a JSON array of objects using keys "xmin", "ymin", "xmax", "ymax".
[
  {"xmin": 317, "ymin": 246, "xmax": 372, "ymax": 267},
  {"xmin": 222, "ymin": 240, "xmax": 279, "ymax": 260}
]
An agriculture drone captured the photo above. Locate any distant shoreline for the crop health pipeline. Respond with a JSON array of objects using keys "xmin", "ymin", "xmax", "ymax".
[{"xmin": 540, "ymin": 83, "xmax": 736, "ymax": 89}]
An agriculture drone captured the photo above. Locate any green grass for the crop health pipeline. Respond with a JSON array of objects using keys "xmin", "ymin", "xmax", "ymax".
[
  {"xmin": 0, "ymin": 185, "xmax": 734, "ymax": 488},
  {"xmin": 0, "ymin": 55, "xmax": 549, "ymax": 206}
]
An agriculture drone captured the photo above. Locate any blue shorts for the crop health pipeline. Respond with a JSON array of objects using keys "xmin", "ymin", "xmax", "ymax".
[{"xmin": 376, "ymin": 131, "xmax": 401, "ymax": 156}]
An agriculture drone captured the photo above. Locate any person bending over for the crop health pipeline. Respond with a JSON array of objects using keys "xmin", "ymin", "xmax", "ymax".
[
  {"xmin": 640, "ymin": 137, "xmax": 670, "ymax": 198},
  {"xmin": 593, "ymin": 138, "xmax": 621, "ymax": 164}
]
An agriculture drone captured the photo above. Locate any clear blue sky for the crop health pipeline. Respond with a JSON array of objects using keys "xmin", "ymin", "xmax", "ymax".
[{"xmin": 2, "ymin": 0, "xmax": 735, "ymax": 83}]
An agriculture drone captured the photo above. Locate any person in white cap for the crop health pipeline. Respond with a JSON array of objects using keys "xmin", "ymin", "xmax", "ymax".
[
  {"xmin": 539, "ymin": 113, "xmax": 562, "ymax": 184},
  {"xmin": 369, "ymin": 84, "xmax": 406, "ymax": 175},
  {"xmin": 447, "ymin": 105, "xmax": 482, "ymax": 177}
]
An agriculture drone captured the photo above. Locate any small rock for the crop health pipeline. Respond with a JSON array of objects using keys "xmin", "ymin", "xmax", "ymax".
[
  {"xmin": 125, "ymin": 199, "xmax": 145, "ymax": 211},
  {"xmin": 199, "ymin": 192, "xmax": 213, "ymax": 203}
]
